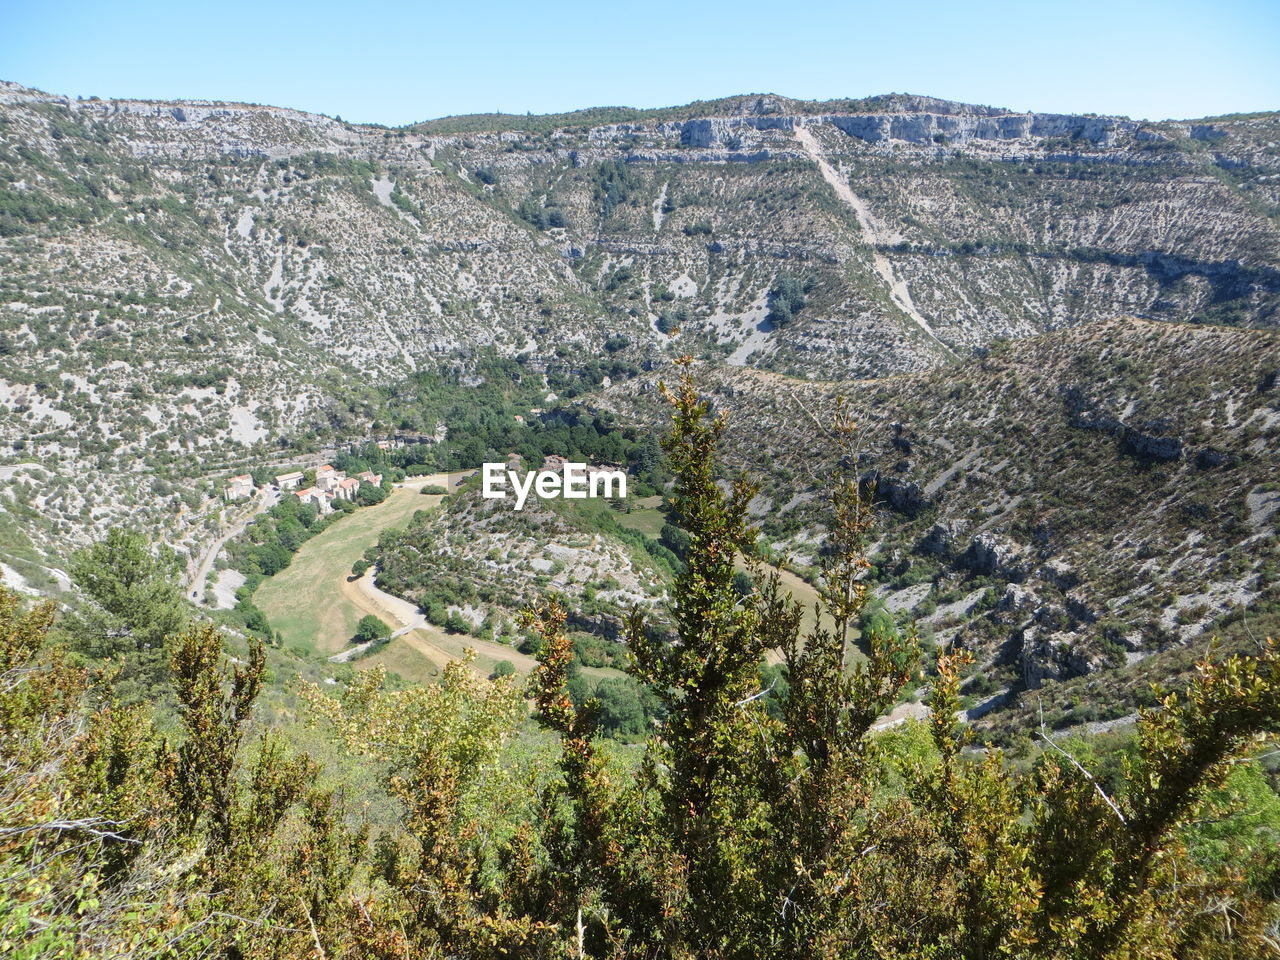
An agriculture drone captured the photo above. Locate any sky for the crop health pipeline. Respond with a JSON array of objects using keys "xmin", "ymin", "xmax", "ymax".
[{"xmin": 3, "ymin": 0, "xmax": 1278, "ymax": 126}]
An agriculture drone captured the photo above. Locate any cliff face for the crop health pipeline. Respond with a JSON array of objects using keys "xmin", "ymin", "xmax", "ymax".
[
  {"xmin": 675, "ymin": 109, "xmax": 1144, "ymax": 149},
  {"xmin": 0, "ymin": 80, "xmax": 1277, "ymax": 562}
]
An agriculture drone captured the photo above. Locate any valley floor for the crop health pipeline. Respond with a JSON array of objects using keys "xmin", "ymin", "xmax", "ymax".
[
  {"xmin": 254, "ymin": 473, "xmax": 462, "ymax": 681},
  {"xmin": 252, "ymin": 470, "xmax": 625, "ymax": 685}
]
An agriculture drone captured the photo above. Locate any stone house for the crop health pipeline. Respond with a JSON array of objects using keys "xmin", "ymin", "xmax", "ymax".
[
  {"xmin": 295, "ymin": 486, "xmax": 328, "ymax": 510},
  {"xmin": 224, "ymin": 474, "xmax": 254, "ymax": 501},
  {"xmin": 315, "ymin": 465, "xmax": 340, "ymax": 492},
  {"xmin": 336, "ymin": 477, "xmax": 361, "ymax": 501}
]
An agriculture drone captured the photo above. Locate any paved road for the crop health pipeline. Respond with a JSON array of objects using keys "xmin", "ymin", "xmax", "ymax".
[{"xmin": 187, "ymin": 487, "xmax": 279, "ymax": 602}]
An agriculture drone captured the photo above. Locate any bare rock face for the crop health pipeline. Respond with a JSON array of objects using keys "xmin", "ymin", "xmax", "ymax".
[
  {"xmin": 998, "ymin": 583, "xmax": 1037, "ymax": 614},
  {"xmin": 960, "ymin": 534, "xmax": 1030, "ymax": 582},
  {"xmin": 1064, "ymin": 388, "xmax": 1185, "ymax": 462},
  {"xmin": 918, "ymin": 519, "xmax": 967, "ymax": 557},
  {"xmin": 861, "ymin": 470, "xmax": 933, "ymax": 517},
  {"xmin": 678, "ymin": 116, "xmax": 797, "ymax": 148},
  {"xmin": 1119, "ymin": 422, "xmax": 1184, "ymax": 462},
  {"xmin": 1039, "ymin": 559, "xmax": 1079, "ymax": 591},
  {"xmin": 828, "ymin": 110, "xmax": 1137, "ymax": 147},
  {"xmin": 1020, "ymin": 629, "xmax": 1097, "ymax": 689}
]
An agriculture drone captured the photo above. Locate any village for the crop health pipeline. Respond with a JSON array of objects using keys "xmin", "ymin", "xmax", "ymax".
[{"xmin": 223, "ymin": 463, "xmax": 384, "ymax": 513}]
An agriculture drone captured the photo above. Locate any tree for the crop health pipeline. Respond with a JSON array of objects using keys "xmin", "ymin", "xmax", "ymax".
[
  {"xmin": 250, "ymin": 541, "xmax": 292, "ymax": 576},
  {"xmin": 625, "ymin": 359, "xmax": 776, "ymax": 949},
  {"xmin": 594, "ymin": 677, "xmax": 648, "ymax": 738},
  {"xmin": 766, "ymin": 274, "xmax": 810, "ymax": 327},
  {"xmin": 356, "ymin": 481, "xmax": 387, "ymax": 507},
  {"xmin": 657, "ymin": 521, "xmax": 689, "ymax": 559},
  {"xmin": 68, "ymin": 527, "xmax": 190, "ymax": 703},
  {"xmin": 0, "ymin": 585, "xmax": 346, "ymax": 957},
  {"xmin": 354, "ymin": 614, "xmax": 390, "ymax": 645},
  {"xmin": 300, "ymin": 656, "xmax": 529, "ymax": 952},
  {"xmin": 170, "ymin": 624, "xmax": 265, "ymax": 851}
]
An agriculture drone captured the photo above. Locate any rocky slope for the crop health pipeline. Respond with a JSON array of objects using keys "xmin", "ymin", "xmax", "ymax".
[
  {"xmin": 595, "ymin": 318, "xmax": 1280, "ymax": 701},
  {"xmin": 374, "ymin": 475, "xmax": 667, "ymax": 639},
  {"xmin": 0, "ymin": 80, "xmax": 1277, "ymax": 574}
]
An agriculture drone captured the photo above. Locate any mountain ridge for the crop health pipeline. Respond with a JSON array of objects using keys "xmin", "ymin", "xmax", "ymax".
[
  {"xmin": 1, "ymin": 76, "xmax": 1277, "ymax": 580},
  {"xmin": 3, "ymin": 79, "xmax": 1257, "ymax": 140}
]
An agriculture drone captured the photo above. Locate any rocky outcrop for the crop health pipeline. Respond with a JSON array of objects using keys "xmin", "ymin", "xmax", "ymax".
[
  {"xmin": 1063, "ymin": 388, "xmax": 1185, "ymax": 462},
  {"xmin": 997, "ymin": 584, "xmax": 1037, "ymax": 615},
  {"xmin": 1119, "ymin": 421, "xmax": 1183, "ymax": 462},
  {"xmin": 918, "ymin": 519, "xmax": 967, "ymax": 557},
  {"xmin": 828, "ymin": 111, "xmax": 1138, "ymax": 147},
  {"xmin": 1020, "ymin": 628, "xmax": 1097, "ymax": 689},
  {"xmin": 861, "ymin": 469, "xmax": 933, "ymax": 517},
  {"xmin": 1189, "ymin": 124, "xmax": 1227, "ymax": 142},
  {"xmin": 1013, "ymin": 632, "xmax": 1105, "ymax": 691},
  {"xmin": 959, "ymin": 533, "xmax": 1030, "ymax": 582},
  {"xmin": 1195, "ymin": 448, "xmax": 1235, "ymax": 469},
  {"xmin": 1039, "ymin": 559, "xmax": 1079, "ymax": 591},
  {"xmin": 677, "ymin": 116, "xmax": 796, "ymax": 148}
]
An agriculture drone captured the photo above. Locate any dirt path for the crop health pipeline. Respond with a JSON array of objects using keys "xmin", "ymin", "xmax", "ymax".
[
  {"xmin": 335, "ymin": 567, "xmax": 540, "ymax": 675},
  {"xmin": 872, "ymin": 700, "xmax": 932, "ymax": 730},
  {"xmin": 256, "ymin": 472, "xmax": 464, "ymax": 657},
  {"xmin": 793, "ymin": 125, "xmax": 952, "ymax": 357},
  {"xmin": 652, "ymin": 181, "xmax": 668, "ymax": 232},
  {"xmin": 333, "ymin": 568, "xmax": 454, "ymax": 672}
]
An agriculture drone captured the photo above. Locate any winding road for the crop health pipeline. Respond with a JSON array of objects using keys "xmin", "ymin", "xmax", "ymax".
[
  {"xmin": 187, "ymin": 486, "xmax": 278, "ymax": 602},
  {"xmin": 330, "ymin": 566, "xmax": 540, "ymax": 675}
]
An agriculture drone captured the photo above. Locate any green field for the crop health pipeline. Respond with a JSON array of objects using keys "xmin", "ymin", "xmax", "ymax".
[
  {"xmin": 256, "ymin": 471, "xmax": 622, "ymax": 686},
  {"xmin": 614, "ymin": 494, "xmax": 667, "ymax": 537},
  {"xmin": 256, "ymin": 475, "xmax": 459, "ymax": 659}
]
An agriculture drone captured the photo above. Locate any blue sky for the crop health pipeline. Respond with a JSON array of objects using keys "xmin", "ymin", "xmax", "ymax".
[{"xmin": 3, "ymin": 0, "xmax": 1277, "ymax": 125}]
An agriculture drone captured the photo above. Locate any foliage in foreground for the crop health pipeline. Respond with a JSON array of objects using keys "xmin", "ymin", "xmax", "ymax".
[{"xmin": 1, "ymin": 364, "xmax": 1278, "ymax": 958}]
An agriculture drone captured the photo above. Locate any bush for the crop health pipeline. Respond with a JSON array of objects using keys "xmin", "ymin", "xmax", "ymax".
[
  {"xmin": 489, "ymin": 660, "xmax": 516, "ymax": 680},
  {"xmin": 354, "ymin": 614, "xmax": 391, "ymax": 644},
  {"xmin": 767, "ymin": 275, "xmax": 811, "ymax": 327}
]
